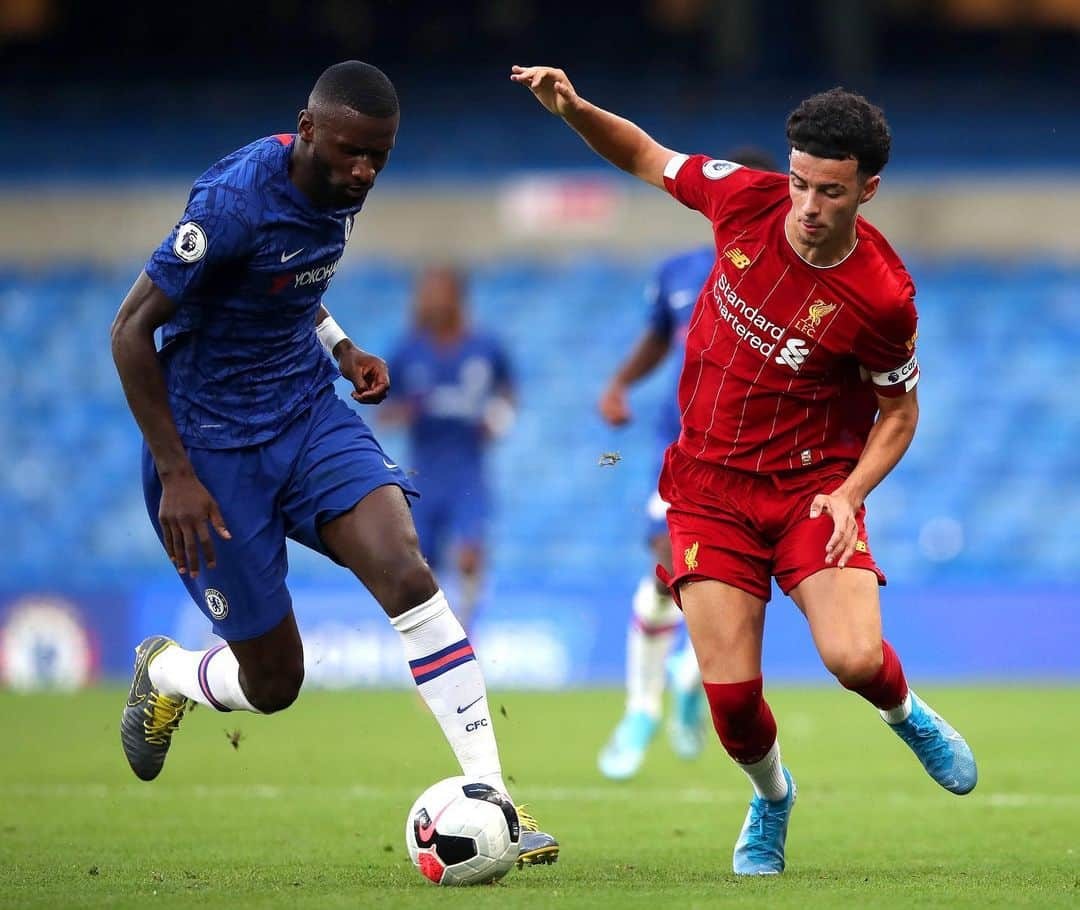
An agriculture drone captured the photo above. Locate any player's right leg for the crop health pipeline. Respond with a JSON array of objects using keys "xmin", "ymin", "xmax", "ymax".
[
  {"xmin": 123, "ymin": 442, "xmax": 300, "ymax": 781},
  {"xmin": 681, "ymin": 579, "xmax": 795, "ymax": 875},
  {"xmin": 660, "ymin": 448, "xmax": 794, "ymax": 874}
]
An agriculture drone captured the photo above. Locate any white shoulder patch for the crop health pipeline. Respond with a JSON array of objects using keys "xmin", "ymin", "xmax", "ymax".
[
  {"xmin": 173, "ymin": 222, "xmax": 207, "ymax": 263},
  {"xmin": 702, "ymin": 159, "xmax": 742, "ymax": 180}
]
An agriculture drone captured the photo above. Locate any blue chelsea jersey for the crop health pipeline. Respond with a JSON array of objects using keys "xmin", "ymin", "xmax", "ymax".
[
  {"xmin": 388, "ymin": 333, "xmax": 513, "ymax": 481},
  {"xmin": 646, "ymin": 246, "xmax": 714, "ymax": 447},
  {"xmin": 145, "ymin": 134, "xmax": 358, "ymax": 449}
]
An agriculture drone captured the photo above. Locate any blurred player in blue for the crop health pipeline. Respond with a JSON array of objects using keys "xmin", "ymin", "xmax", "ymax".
[
  {"xmin": 382, "ymin": 266, "xmax": 516, "ymax": 630},
  {"xmin": 597, "ymin": 147, "xmax": 779, "ymax": 781},
  {"xmin": 110, "ymin": 60, "xmax": 556, "ymax": 865}
]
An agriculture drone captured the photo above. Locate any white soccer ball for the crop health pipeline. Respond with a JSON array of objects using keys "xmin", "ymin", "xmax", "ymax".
[{"xmin": 405, "ymin": 776, "xmax": 520, "ymax": 885}]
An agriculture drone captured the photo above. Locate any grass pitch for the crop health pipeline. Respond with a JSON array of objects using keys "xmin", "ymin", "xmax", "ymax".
[{"xmin": 1, "ymin": 685, "xmax": 1077, "ymax": 908}]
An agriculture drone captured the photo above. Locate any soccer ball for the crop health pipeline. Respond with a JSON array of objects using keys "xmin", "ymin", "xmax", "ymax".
[{"xmin": 405, "ymin": 776, "xmax": 520, "ymax": 885}]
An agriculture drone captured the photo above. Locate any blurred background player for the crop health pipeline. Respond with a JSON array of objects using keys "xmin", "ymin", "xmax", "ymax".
[
  {"xmin": 597, "ymin": 147, "xmax": 779, "ymax": 781},
  {"xmin": 382, "ymin": 266, "xmax": 516, "ymax": 630}
]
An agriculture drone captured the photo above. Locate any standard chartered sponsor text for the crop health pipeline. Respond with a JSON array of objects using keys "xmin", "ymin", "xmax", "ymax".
[{"xmin": 714, "ymin": 272, "xmax": 783, "ymax": 356}]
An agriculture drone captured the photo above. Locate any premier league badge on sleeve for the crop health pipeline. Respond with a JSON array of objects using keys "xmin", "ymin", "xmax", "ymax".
[
  {"xmin": 173, "ymin": 222, "xmax": 208, "ymax": 263},
  {"xmin": 702, "ymin": 159, "xmax": 742, "ymax": 180}
]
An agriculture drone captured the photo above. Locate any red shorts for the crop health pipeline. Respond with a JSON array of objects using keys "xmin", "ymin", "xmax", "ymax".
[{"xmin": 657, "ymin": 444, "xmax": 886, "ymax": 603}]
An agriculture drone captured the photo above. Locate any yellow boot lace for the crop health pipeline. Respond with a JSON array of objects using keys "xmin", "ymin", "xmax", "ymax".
[
  {"xmin": 143, "ymin": 693, "xmax": 189, "ymax": 745},
  {"xmin": 515, "ymin": 805, "xmax": 540, "ymax": 833}
]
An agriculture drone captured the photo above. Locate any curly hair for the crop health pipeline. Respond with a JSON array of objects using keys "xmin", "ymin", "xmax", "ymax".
[{"xmin": 785, "ymin": 87, "xmax": 891, "ymax": 176}]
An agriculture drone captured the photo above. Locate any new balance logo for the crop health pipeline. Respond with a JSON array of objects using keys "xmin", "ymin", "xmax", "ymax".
[
  {"xmin": 724, "ymin": 248, "xmax": 751, "ymax": 269},
  {"xmin": 775, "ymin": 338, "xmax": 809, "ymax": 371}
]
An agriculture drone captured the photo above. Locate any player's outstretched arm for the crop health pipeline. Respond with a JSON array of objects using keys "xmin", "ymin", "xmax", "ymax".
[
  {"xmin": 112, "ymin": 272, "xmax": 230, "ymax": 576},
  {"xmin": 510, "ymin": 65, "xmax": 679, "ymax": 190}
]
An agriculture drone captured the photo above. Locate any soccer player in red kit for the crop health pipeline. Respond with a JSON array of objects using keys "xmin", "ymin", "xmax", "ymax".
[{"xmin": 512, "ymin": 65, "xmax": 977, "ymax": 875}]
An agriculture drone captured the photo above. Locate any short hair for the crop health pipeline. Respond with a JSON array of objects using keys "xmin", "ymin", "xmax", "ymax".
[
  {"xmin": 309, "ymin": 61, "xmax": 399, "ymax": 118},
  {"xmin": 785, "ymin": 87, "xmax": 891, "ymax": 177}
]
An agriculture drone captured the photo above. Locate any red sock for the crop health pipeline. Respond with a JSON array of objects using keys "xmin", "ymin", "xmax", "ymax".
[
  {"xmin": 703, "ymin": 676, "xmax": 777, "ymax": 764},
  {"xmin": 844, "ymin": 640, "xmax": 909, "ymax": 710}
]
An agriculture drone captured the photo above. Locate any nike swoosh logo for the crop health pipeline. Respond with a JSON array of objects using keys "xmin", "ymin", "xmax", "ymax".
[
  {"xmin": 127, "ymin": 651, "xmax": 152, "ymax": 705},
  {"xmin": 417, "ymin": 802, "xmax": 451, "ymax": 842},
  {"xmin": 382, "ymin": 458, "xmax": 398, "ymax": 470},
  {"xmin": 280, "ymin": 248, "xmax": 304, "ymax": 263},
  {"xmin": 456, "ymin": 696, "xmax": 483, "ymax": 714}
]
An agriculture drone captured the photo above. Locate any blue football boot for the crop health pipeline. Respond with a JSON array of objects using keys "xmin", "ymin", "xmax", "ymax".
[
  {"xmin": 598, "ymin": 710, "xmax": 659, "ymax": 780},
  {"xmin": 886, "ymin": 691, "xmax": 977, "ymax": 795},
  {"xmin": 732, "ymin": 767, "xmax": 796, "ymax": 875}
]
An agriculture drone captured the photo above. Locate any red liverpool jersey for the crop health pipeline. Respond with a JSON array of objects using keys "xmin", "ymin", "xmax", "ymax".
[{"xmin": 663, "ymin": 154, "xmax": 919, "ymax": 474}]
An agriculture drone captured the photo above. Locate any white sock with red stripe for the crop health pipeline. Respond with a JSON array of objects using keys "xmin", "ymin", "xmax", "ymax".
[
  {"xmin": 391, "ymin": 589, "xmax": 507, "ymax": 795},
  {"xmin": 149, "ymin": 642, "xmax": 258, "ymax": 713},
  {"xmin": 626, "ymin": 576, "xmax": 681, "ymax": 719}
]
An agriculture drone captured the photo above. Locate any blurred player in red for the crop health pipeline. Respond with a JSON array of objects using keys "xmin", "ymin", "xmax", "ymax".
[
  {"xmin": 513, "ymin": 64, "xmax": 976, "ymax": 874},
  {"xmin": 597, "ymin": 147, "xmax": 778, "ymax": 782}
]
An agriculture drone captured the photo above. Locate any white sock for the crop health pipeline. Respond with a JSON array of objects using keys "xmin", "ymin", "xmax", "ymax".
[
  {"xmin": 880, "ymin": 690, "xmax": 913, "ymax": 725},
  {"xmin": 626, "ymin": 576, "xmax": 680, "ymax": 718},
  {"xmin": 736, "ymin": 740, "xmax": 789, "ymax": 802},
  {"xmin": 149, "ymin": 642, "xmax": 259, "ymax": 713},
  {"xmin": 391, "ymin": 590, "xmax": 507, "ymax": 797}
]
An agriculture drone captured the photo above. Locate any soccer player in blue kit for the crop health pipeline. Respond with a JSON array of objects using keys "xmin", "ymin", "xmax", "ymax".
[
  {"xmin": 110, "ymin": 60, "xmax": 557, "ymax": 865},
  {"xmin": 598, "ymin": 149, "xmax": 778, "ymax": 781},
  {"xmin": 383, "ymin": 266, "xmax": 516, "ymax": 630}
]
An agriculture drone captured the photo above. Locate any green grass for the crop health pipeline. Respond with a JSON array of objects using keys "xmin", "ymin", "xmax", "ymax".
[{"xmin": 1, "ymin": 685, "xmax": 1078, "ymax": 908}]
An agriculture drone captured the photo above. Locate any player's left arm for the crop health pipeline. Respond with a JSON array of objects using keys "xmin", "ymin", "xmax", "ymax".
[
  {"xmin": 811, "ymin": 388, "xmax": 919, "ymax": 567},
  {"xmin": 812, "ymin": 286, "xmax": 920, "ymax": 567},
  {"xmin": 315, "ymin": 304, "xmax": 390, "ymax": 404}
]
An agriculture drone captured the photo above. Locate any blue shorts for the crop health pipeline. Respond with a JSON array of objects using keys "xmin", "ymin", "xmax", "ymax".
[
  {"xmin": 142, "ymin": 386, "xmax": 418, "ymax": 641},
  {"xmin": 409, "ymin": 476, "xmax": 488, "ymax": 570}
]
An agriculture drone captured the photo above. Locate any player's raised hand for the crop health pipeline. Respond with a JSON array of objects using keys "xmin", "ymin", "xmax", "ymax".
[
  {"xmin": 809, "ymin": 492, "xmax": 859, "ymax": 569},
  {"xmin": 598, "ymin": 381, "xmax": 632, "ymax": 426},
  {"xmin": 510, "ymin": 65, "xmax": 582, "ymax": 117},
  {"xmin": 158, "ymin": 468, "xmax": 231, "ymax": 578},
  {"xmin": 340, "ymin": 347, "xmax": 390, "ymax": 404}
]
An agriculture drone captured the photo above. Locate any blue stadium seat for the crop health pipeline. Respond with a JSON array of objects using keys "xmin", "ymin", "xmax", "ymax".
[{"xmin": 2, "ymin": 259, "xmax": 1076, "ymax": 590}]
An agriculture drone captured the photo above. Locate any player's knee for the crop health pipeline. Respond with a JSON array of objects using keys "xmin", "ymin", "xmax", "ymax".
[
  {"xmin": 382, "ymin": 558, "xmax": 439, "ymax": 617},
  {"xmin": 826, "ymin": 644, "xmax": 883, "ymax": 688},
  {"xmin": 244, "ymin": 661, "xmax": 305, "ymax": 714}
]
